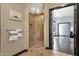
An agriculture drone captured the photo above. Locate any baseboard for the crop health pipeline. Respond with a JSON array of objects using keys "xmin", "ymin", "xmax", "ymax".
[
  {"xmin": 74, "ymin": 50, "xmax": 79, "ymax": 56},
  {"xmin": 45, "ymin": 47, "xmax": 53, "ymax": 50},
  {"xmin": 13, "ymin": 49, "xmax": 28, "ymax": 56}
]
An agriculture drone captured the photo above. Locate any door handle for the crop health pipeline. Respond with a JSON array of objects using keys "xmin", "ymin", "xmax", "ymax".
[{"xmin": 70, "ymin": 31, "xmax": 76, "ymax": 38}]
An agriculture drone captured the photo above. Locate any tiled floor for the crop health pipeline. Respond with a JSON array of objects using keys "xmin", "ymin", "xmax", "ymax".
[{"xmin": 19, "ymin": 48, "xmax": 72, "ymax": 56}]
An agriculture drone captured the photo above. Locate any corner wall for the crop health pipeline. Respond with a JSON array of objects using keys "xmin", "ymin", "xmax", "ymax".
[{"xmin": 24, "ymin": 3, "xmax": 30, "ymax": 49}]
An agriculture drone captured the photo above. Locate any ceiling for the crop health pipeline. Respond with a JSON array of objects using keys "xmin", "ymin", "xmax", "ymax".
[{"xmin": 29, "ymin": 3, "xmax": 44, "ymax": 14}]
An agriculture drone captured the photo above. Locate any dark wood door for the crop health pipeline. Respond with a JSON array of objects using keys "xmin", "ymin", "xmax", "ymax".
[{"xmin": 74, "ymin": 4, "xmax": 79, "ymax": 56}]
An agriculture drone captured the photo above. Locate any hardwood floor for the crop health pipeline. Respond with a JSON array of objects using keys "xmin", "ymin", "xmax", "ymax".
[{"xmin": 19, "ymin": 48, "xmax": 72, "ymax": 56}]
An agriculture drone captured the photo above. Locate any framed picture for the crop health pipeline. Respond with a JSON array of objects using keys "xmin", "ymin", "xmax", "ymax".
[{"xmin": 10, "ymin": 9, "xmax": 21, "ymax": 21}]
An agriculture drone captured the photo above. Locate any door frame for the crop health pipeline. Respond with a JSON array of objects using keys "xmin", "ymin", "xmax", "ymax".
[{"xmin": 49, "ymin": 3, "xmax": 77, "ymax": 55}]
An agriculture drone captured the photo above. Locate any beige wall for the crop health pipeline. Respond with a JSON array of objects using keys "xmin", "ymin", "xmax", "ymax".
[
  {"xmin": 48, "ymin": 3, "xmax": 66, "ymax": 9},
  {"xmin": 1, "ymin": 3, "xmax": 29, "ymax": 56},
  {"xmin": 24, "ymin": 3, "xmax": 30, "ymax": 49},
  {"xmin": 44, "ymin": 3, "xmax": 49, "ymax": 47},
  {"xmin": 0, "ymin": 4, "xmax": 1, "ymax": 55}
]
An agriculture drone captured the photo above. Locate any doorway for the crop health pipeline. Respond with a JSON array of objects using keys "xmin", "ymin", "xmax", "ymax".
[
  {"xmin": 29, "ymin": 13, "xmax": 44, "ymax": 48},
  {"xmin": 49, "ymin": 4, "xmax": 75, "ymax": 55}
]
